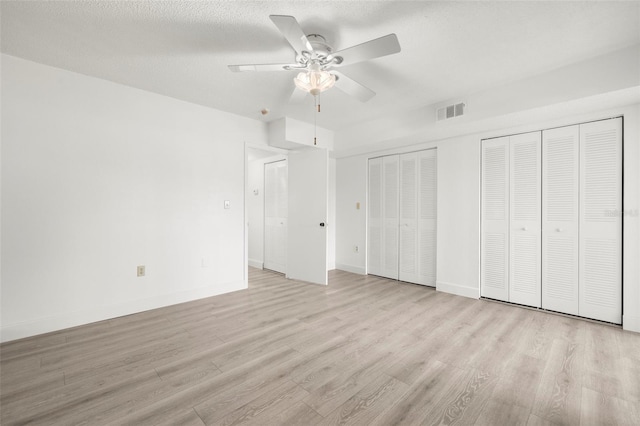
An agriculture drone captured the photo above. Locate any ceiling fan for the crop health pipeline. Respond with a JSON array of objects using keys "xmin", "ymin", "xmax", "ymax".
[{"xmin": 228, "ymin": 15, "xmax": 401, "ymax": 102}]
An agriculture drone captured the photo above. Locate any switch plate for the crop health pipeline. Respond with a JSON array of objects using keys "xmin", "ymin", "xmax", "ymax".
[
  {"xmin": 137, "ymin": 265, "xmax": 145, "ymax": 277},
  {"xmin": 224, "ymin": 200, "xmax": 230, "ymax": 209},
  {"xmin": 356, "ymin": 202, "xmax": 360, "ymax": 210}
]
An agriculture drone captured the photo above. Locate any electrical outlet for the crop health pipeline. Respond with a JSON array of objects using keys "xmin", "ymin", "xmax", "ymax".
[
  {"xmin": 354, "ymin": 245, "xmax": 359, "ymax": 253},
  {"xmin": 224, "ymin": 200, "xmax": 230, "ymax": 209},
  {"xmin": 137, "ymin": 265, "xmax": 145, "ymax": 277}
]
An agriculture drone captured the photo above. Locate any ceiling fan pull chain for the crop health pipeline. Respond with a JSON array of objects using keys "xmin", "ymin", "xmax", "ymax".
[{"xmin": 314, "ymin": 95, "xmax": 318, "ymax": 145}]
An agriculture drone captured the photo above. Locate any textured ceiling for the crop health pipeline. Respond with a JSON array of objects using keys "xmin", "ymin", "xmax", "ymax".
[{"xmin": 2, "ymin": 1, "xmax": 639, "ymax": 131}]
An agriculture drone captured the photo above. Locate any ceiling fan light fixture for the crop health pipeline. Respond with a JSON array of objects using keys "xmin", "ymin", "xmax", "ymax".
[{"xmin": 294, "ymin": 68, "xmax": 336, "ymax": 96}]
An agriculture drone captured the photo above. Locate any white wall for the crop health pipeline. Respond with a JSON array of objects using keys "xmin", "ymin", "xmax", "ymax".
[
  {"xmin": 335, "ymin": 155, "xmax": 367, "ymax": 275},
  {"xmin": 335, "ymin": 103, "xmax": 640, "ymax": 332},
  {"xmin": 1, "ymin": 55, "xmax": 267, "ymax": 342}
]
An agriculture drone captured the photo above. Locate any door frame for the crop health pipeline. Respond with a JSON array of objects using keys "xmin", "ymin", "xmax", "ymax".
[{"xmin": 244, "ymin": 143, "xmax": 289, "ymax": 284}]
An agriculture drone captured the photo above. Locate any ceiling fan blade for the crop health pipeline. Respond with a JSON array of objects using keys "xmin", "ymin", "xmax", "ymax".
[
  {"xmin": 269, "ymin": 15, "xmax": 314, "ymax": 56},
  {"xmin": 328, "ymin": 34, "xmax": 400, "ymax": 67},
  {"xmin": 228, "ymin": 63, "xmax": 298, "ymax": 72},
  {"xmin": 332, "ymin": 71, "xmax": 375, "ymax": 102}
]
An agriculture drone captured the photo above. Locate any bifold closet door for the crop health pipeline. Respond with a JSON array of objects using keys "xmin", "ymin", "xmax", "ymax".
[
  {"xmin": 398, "ymin": 149, "xmax": 437, "ymax": 286},
  {"xmin": 579, "ymin": 118, "xmax": 622, "ymax": 323},
  {"xmin": 368, "ymin": 155, "xmax": 399, "ymax": 280},
  {"xmin": 542, "ymin": 125, "xmax": 579, "ymax": 316},
  {"xmin": 399, "ymin": 153, "xmax": 418, "ymax": 283},
  {"xmin": 509, "ymin": 132, "xmax": 541, "ymax": 307},
  {"xmin": 481, "ymin": 137, "xmax": 510, "ymax": 301},
  {"xmin": 370, "ymin": 150, "xmax": 436, "ymax": 284},
  {"xmin": 264, "ymin": 160, "xmax": 288, "ymax": 274},
  {"xmin": 368, "ymin": 157, "xmax": 383, "ymax": 277},
  {"xmin": 418, "ymin": 149, "xmax": 437, "ymax": 286}
]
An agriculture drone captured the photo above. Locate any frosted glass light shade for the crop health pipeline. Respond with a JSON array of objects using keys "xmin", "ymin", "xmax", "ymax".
[{"xmin": 294, "ymin": 69, "xmax": 336, "ymax": 96}]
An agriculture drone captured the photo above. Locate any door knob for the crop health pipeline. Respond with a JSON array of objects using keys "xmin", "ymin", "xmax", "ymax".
[{"xmin": 319, "ymin": 222, "xmax": 325, "ymax": 227}]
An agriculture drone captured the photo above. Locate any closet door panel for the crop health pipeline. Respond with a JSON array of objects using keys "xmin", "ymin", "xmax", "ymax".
[
  {"xmin": 399, "ymin": 153, "xmax": 418, "ymax": 283},
  {"xmin": 264, "ymin": 160, "xmax": 288, "ymax": 274},
  {"xmin": 542, "ymin": 125, "xmax": 579, "ymax": 315},
  {"xmin": 418, "ymin": 149, "xmax": 437, "ymax": 286},
  {"xmin": 367, "ymin": 158, "xmax": 383, "ymax": 277},
  {"xmin": 382, "ymin": 155, "xmax": 400, "ymax": 279},
  {"xmin": 509, "ymin": 132, "xmax": 541, "ymax": 307},
  {"xmin": 579, "ymin": 118, "xmax": 622, "ymax": 324},
  {"xmin": 481, "ymin": 137, "xmax": 510, "ymax": 301}
]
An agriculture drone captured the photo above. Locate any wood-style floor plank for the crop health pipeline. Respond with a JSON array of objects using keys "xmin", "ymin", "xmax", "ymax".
[{"xmin": 2, "ymin": 267, "xmax": 639, "ymax": 425}]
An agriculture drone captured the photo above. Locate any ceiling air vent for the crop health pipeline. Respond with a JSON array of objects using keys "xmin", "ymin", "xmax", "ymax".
[{"xmin": 437, "ymin": 103, "xmax": 466, "ymax": 121}]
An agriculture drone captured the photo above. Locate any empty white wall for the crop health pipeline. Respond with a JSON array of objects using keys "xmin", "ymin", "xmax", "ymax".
[
  {"xmin": 335, "ymin": 155, "xmax": 367, "ymax": 275},
  {"xmin": 335, "ymin": 103, "xmax": 640, "ymax": 332},
  {"xmin": 1, "ymin": 55, "xmax": 267, "ymax": 342}
]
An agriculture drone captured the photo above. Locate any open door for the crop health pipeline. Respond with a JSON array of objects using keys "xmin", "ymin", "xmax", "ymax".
[{"xmin": 287, "ymin": 147, "xmax": 328, "ymax": 285}]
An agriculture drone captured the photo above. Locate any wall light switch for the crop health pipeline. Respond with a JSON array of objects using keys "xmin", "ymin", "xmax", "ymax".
[
  {"xmin": 224, "ymin": 200, "xmax": 230, "ymax": 209},
  {"xmin": 356, "ymin": 202, "xmax": 360, "ymax": 210},
  {"xmin": 137, "ymin": 265, "xmax": 145, "ymax": 277}
]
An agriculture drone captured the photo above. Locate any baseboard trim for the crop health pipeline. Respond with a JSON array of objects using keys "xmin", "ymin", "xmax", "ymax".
[
  {"xmin": 436, "ymin": 281, "xmax": 480, "ymax": 299},
  {"xmin": 336, "ymin": 263, "xmax": 366, "ymax": 275},
  {"xmin": 0, "ymin": 280, "xmax": 247, "ymax": 343},
  {"xmin": 623, "ymin": 314, "xmax": 640, "ymax": 333},
  {"xmin": 248, "ymin": 259, "xmax": 264, "ymax": 269}
]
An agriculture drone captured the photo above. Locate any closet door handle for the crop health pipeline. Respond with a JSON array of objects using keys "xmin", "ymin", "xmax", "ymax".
[
  {"xmin": 521, "ymin": 227, "xmax": 528, "ymax": 231},
  {"xmin": 556, "ymin": 228, "xmax": 563, "ymax": 232}
]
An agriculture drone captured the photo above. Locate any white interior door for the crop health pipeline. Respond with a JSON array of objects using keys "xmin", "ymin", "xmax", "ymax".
[
  {"xmin": 481, "ymin": 137, "xmax": 510, "ymax": 301},
  {"xmin": 579, "ymin": 118, "xmax": 622, "ymax": 323},
  {"xmin": 399, "ymin": 152, "xmax": 418, "ymax": 283},
  {"xmin": 287, "ymin": 147, "xmax": 328, "ymax": 285},
  {"xmin": 418, "ymin": 149, "xmax": 437, "ymax": 286},
  {"xmin": 542, "ymin": 125, "xmax": 580, "ymax": 316},
  {"xmin": 264, "ymin": 160, "xmax": 287, "ymax": 274},
  {"xmin": 509, "ymin": 132, "xmax": 541, "ymax": 307}
]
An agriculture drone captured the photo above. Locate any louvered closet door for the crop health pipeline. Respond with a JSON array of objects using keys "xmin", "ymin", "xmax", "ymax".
[
  {"xmin": 264, "ymin": 160, "xmax": 288, "ymax": 274},
  {"xmin": 579, "ymin": 118, "xmax": 622, "ymax": 324},
  {"xmin": 418, "ymin": 149, "xmax": 437, "ymax": 286},
  {"xmin": 399, "ymin": 153, "xmax": 418, "ymax": 283},
  {"xmin": 542, "ymin": 125, "xmax": 579, "ymax": 316},
  {"xmin": 509, "ymin": 132, "xmax": 541, "ymax": 307},
  {"xmin": 367, "ymin": 157, "xmax": 383, "ymax": 277},
  {"xmin": 382, "ymin": 155, "xmax": 400, "ymax": 279},
  {"xmin": 481, "ymin": 137, "xmax": 510, "ymax": 301}
]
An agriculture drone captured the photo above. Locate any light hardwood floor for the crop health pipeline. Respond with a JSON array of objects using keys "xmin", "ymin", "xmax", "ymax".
[{"xmin": 2, "ymin": 268, "xmax": 639, "ymax": 425}]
